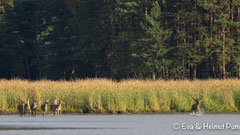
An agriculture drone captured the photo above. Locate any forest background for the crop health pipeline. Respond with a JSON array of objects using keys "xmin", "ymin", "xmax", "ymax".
[{"xmin": 0, "ymin": 0, "xmax": 240, "ymax": 80}]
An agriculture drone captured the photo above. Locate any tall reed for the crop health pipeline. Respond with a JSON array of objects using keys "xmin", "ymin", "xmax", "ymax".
[{"xmin": 0, "ymin": 79, "xmax": 239, "ymax": 114}]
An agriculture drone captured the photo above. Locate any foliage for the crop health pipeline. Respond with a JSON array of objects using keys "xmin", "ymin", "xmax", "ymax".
[{"xmin": 0, "ymin": 0, "xmax": 240, "ymax": 80}]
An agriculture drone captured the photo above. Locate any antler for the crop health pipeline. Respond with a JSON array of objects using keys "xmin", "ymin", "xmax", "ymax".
[{"xmin": 190, "ymin": 95, "xmax": 196, "ymax": 101}]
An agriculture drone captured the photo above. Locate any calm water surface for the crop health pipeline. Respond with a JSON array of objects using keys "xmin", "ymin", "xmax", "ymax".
[{"xmin": 0, "ymin": 114, "xmax": 240, "ymax": 135}]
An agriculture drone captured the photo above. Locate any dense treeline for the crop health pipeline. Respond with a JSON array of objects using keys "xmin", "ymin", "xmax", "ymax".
[{"xmin": 0, "ymin": 0, "xmax": 240, "ymax": 80}]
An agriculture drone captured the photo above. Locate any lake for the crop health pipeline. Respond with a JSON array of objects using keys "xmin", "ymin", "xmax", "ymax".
[{"xmin": 0, "ymin": 114, "xmax": 240, "ymax": 135}]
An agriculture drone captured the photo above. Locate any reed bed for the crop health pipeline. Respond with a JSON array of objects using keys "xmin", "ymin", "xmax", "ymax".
[{"xmin": 0, "ymin": 79, "xmax": 240, "ymax": 114}]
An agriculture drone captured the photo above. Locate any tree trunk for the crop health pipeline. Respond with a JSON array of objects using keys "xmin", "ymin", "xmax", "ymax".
[
  {"xmin": 238, "ymin": 7, "xmax": 240, "ymax": 21},
  {"xmin": 188, "ymin": 56, "xmax": 190, "ymax": 79},
  {"xmin": 21, "ymin": 36, "xmax": 31, "ymax": 79},
  {"xmin": 238, "ymin": 7, "xmax": 240, "ymax": 79},
  {"xmin": 177, "ymin": 14, "xmax": 180, "ymax": 45},
  {"xmin": 222, "ymin": 26, "xmax": 226, "ymax": 79},
  {"xmin": 35, "ymin": 39, "xmax": 41, "ymax": 79},
  {"xmin": 210, "ymin": 13, "xmax": 215, "ymax": 78},
  {"xmin": 152, "ymin": 71, "xmax": 156, "ymax": 81},
  {"xmin": 166, "ymin": 66, "xmax": 169, "ymax": 80},
  {"xmin": 239, "ymin": 66, "xmax": 240, "ymax": 79},
  {"xmin": 0, "ymin": 0, "xmax": 2, "ymax": 15},
  {"xmin": 35, "ymin": 11, "xmax": 41, "ymax": 79},
  {"xmin": 193, "ymin": 64, "xmax": 197, "ymax": 80},
  {"xmin": 232, "ymin": 3, "xmax": 234, "ymax": 20},
  {"xmin": 182, "ymin": 57, "xmax": 185, "ymax": 77},
  {"xmin": 177, "ymin": 14, "xmax": 180, "ymax": 33},
  {"xmin": 163, "ymin": 67, "xmax": 165, "ymax": 79},
  {"xmin": 183, "ymin": 22, "xmax": 189, "ymax": 79}
]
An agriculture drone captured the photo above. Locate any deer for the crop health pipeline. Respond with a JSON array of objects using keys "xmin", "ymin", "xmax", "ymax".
[
  {"xmin": 17, "ymin": 101, "xmax": 25, "ymax": 116},
  {"xmin": 41, "ymin": 99, "xmax": 49, "ymax": 116},
  {"xmin": 55, "ymin": 101, "xmax": 65, "ymax": 115},
  {"xmin": 30, "ymin": 99, "xmax": 37, "ymax": 116},
  {"xmin": 50, "ymin": 99, "xmax": 57, "ymax": 114},
  {"xmin": 50, "ymin": 99, "xmax": 58, "ymax": 115},
  {"xmin": 50, "ymin": 100, "xmax": 64, "ymax": 116},
  {"xmin": 53, "ymin": 98, "xmax": 58, "ymax": 105},
  {"xmin": 191, "ymin": 96, "xmax": 203, "ymax": 115},
  {"xmin": 24, "ymin": 99, "xmax": 30, "ymax": 116}
]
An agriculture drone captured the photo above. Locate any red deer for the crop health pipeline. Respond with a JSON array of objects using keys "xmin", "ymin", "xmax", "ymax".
[
  {"xmin": 24, "ymin": 99, "xmax": 30, "ymax": 116},
  {"xmin": 17, "ymin": 101, "xmax": 25, "ymax": 116},
  {"xmin": 30, "ymin": 100, "xmax": 37, "ymax": 116},
  {"xmin": 191, "ymin": 96, "xmax": 203, "ymax": 115},
  {"xmin": 41, "ymin": 100, "xmax": 49, "ymax": 116},
  {"xmin": 50, "ymin": 100, "xmax": 64, "ymax": 116}
]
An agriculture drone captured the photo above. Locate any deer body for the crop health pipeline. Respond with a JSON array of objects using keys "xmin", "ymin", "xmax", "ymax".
[
  {"xmin": 50, "ymin": 101, "xmax": 64, "ymax": 116},
  {"xmin": 50, "ymin": 99, "xmax": 57, "ymax": 115},
  {"xmin": 56, "ymin": 103, "xmax": 62, "ymax": 115},
  {"xmin": 31, "ymin": 100, "xmax": 37, "ymax": 116},
  {"xmin": 41, "ymin": 100, "xmax": 48, "ymax": 116},
  {"xmin": 191, "ymin": 100, "xmax": 200, "ymax": 114},
  {"xmin": 24, "ymin": 99, "xmax": 30, "ymax": 116},
  {"xmin": 17, "ymin": 101, "xmax": 24, "ymax": 116},
  {"xmin": 191, "ymin": 97, "xmax": 203, "ymax": 115}
]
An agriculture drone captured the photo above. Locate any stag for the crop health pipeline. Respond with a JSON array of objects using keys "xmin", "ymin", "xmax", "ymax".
[{"xmin": 191, "ymin": 96, "xmax": 203, "ymax": 115}]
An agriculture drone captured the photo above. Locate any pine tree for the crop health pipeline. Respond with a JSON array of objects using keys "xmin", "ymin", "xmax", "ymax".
[{"xmin": 132, "ymin": 1, "xmax": 171, "ymax": 80}]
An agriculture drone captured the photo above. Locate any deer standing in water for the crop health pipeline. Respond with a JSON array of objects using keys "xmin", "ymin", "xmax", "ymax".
[
  {"xmin": 56, "ymin": 101, "xmax": 64, "ymax": 115},
  {"xmin": 30, "ymin": 100, "xmax": 37, "ymax": 116},
  {"xmin": 24, "ymin": 99, "xmax": 30, "ymax": 116},
  {"xmin": 17, "ymin": 101, "xmax": 25, "ymax": 116},
  {"xmin": 41, "ymin": 100, "xmax": 49, "ymax": 116},
  {"xmin": 50, "ymin": 100, "xmax": 64, "ymax": 116},
  {"xmin": 50, "ymin": 99, "xmax": 57, "ymax": 115},
  {"xmin": 191, "ymin": 96, "xmax": 203, "ymax": 115}
]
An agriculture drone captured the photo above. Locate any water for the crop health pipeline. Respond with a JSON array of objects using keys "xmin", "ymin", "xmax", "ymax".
[{"xmin": 0, "ymin": 114, "xmax": 240, "ymax": 135}]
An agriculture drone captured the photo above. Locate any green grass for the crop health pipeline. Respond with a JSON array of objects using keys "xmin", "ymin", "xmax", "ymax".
[{"xmin": 0, "ymin": 79, "xmax": 240, "ymax": 114}]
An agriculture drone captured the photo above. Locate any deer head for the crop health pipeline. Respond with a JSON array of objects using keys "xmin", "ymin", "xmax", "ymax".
[{"xmin": 190, "ymin": 95, "xmax": 203, "ymax": 105}]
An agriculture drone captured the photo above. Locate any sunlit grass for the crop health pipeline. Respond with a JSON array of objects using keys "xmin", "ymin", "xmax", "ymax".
[{"xmin": 0, "ymin": 79, "xmax": 239, "ymax": 114}]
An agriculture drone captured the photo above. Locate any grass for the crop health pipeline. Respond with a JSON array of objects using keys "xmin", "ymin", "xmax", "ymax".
[{"xmin": 0, "ymin": 79, "xmax": 240, "ymax": 114}]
